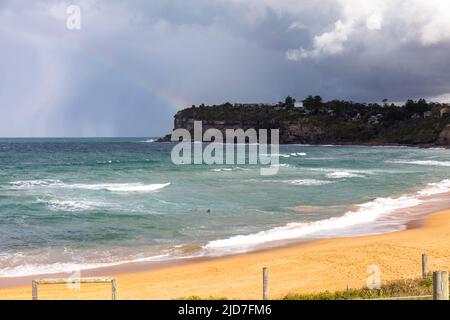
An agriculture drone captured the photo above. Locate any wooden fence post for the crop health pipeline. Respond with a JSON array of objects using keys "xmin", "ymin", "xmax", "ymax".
[
  {"xmin": 422, "ymin": 254, "xmax": 428, "ymax": 278},
  {"xmin": 433, "ymin": 271, "xmax": 449, "ymax": 300},
  {"xmin": 32, "ymin": 280, "xmax": 38, "ymax": 301},
  {"xmin": 112, "ymin": 279, "xmax": 117, "ymax": 300},
  {"xmin": 263, "ymin": 267, "xmax": 269, "ymax": 300}
]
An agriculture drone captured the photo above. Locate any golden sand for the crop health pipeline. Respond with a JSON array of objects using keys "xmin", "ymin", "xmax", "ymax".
[{"xmin": 1, "ymin": 209, "xmax": 450, "ymax": 300}]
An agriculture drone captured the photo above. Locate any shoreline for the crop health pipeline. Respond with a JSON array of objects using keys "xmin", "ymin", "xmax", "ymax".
[
  {"xmin": 1, "ymin": 190, "xmax": 448, "ymax": 290},
  {"xmin": 1, "ymin": 206, "xmax": 450, "ymax": 300}
]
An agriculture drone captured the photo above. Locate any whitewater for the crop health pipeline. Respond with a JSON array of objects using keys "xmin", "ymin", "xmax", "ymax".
[{"xmin": 1, "ymin": 138, "xmax": 450, "ymax": 278}]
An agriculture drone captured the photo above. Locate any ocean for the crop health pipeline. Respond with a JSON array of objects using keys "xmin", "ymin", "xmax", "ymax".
[{"xmin": 1, "ymin": 138, "xmax": 450, "ymax": 278}]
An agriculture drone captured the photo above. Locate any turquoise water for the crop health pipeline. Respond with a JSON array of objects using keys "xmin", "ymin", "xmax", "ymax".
[{"xmin": 1, "ymin": 138, "xmax": 450, "ymax": 277}]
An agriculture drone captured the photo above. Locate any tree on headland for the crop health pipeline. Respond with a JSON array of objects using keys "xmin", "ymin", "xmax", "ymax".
[
  {"xmin": 313, "ymin": 95, "xmax": 322, "ymax": 104},
  {"xmin": 285, "ymin": 96, "xmax": 294, "ymax": 107},
  {"xmin": 405, "ymin": 99, "xmax": 430, "ymax": 116},
  {"xmin": 302, "ymin": 95, "xmax": 323, "ymax": 113}
]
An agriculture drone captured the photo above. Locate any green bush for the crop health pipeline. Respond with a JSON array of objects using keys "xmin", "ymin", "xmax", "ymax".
[{"xmin": 283, "ymin": 278, "xmax": 433, "ymax": 300}]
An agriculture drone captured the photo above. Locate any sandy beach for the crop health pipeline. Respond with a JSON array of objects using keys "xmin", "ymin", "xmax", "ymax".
[{"xmin": 0, "ymin": 208, "xmax": 450, "ymax": 300}]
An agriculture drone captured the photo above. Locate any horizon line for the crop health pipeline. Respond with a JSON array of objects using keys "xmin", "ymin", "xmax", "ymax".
[{"xmin": 0, "ymin": 136, "xmax": 163, "ymax": 139}]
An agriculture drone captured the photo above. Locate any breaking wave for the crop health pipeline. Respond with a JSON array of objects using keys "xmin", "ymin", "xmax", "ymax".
[
  {"xmin": 387, "ymin": 160, "xmax": 450, "ymax": 167},
  {"xmin": 10, "ymin": 180, "xmax": 171, "ymax": 193},
  {"xmin": 285, "ymin": 179, "xmax": 333, "ymax": 186},
  {"xmin": 325, "ymin": 171, "xmax": 365, "ymax": 179},
  {"xmin": 204, "ymin": 179, "xmax": 450, "ymax": 252}
]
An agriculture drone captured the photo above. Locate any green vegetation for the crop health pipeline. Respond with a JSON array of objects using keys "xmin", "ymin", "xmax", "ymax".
[
  {"xmin": 283, "ymin": 278, "xmax": 434, "ymax": 300},
  {"xmin": 172, "ymin": 96, "xmax": 450, "ymax": 146},
  {"xmin": 174, "ymin": 278, "xmax": 436, "ymax": 300},
  {"xmin": 176, "ymin": 296, "xmax": 228, "ymax": 300}
]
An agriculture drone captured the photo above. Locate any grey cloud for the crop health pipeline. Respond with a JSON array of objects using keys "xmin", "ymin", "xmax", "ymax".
[{"xmin": 0, "ymin": 0, "xmax": 449, "ymax": 136}]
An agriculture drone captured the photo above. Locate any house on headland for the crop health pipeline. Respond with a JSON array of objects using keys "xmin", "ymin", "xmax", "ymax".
[{"xmin": 440, "ymin": 107, "xmax": 450, "ymax": 119}]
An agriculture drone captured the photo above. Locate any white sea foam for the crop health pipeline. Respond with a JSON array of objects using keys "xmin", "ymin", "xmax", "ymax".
[
  {"xmin": 387, "ymin": 160, "xmax": 450, "ymax": 167},
  {"xmin": 139, "ymin": 139, "xmax": 155, "ymax": 143},
  {"xmin": 325, "ymin": 171, "xmax": 365, "ymax": 179},
  {"xmin": 260, "ymin": 153, "xmax": 289, "ymax": 158},
  {"xmin": 286, "ymin": 179, "xmax": 332, "ymax": 186},
  {"xmin": 307, "ymin": 168, "xmax": 375, "ymax": 175},
  {"xmin": 211, "ymin": 168, "xmax": 234, "ymax": 172},
  {"xmin": 418, "ymin": 179, "xmax": 450, "ymax": 196},
  {"xmin": 204, "ymin": 196, "xmax": 422, "ymax": 251},
  {"xmin": 5, "ymin": 178, "xmax": 450, "ymax": 277},
  {"xmin": 37, "ymin": 198, "xmax": 108, "ymax": 212},
  {"xmin": 211, "ymin": 167, "xmax": 250, "ymax": 172},
  {"xmin": 0, "ymin": 254, "xmax": 173, "ymax": 278},
  {"xmin": 96, "ymin": 160, "xmax": 119, "ymax": 164},
  {"xmin": 70, "ymin": 182, "xmax": 171, "ymax": 192},
  {"xmin": 204, "ymin": 179, "xmax": 450, "ymax": 251},
  {"xmin": 10, "ymin": 180, "xmax": 171, "ymax": 193},
  {"xmin": 9, "ymin": 179, "xmax": 62, "ymax": 189},
  {"xmin": 0, "ymin": 249, "xmax": 210, "ymax": 278},
  {"xmin": 261, "ymin": 152, "xmax": 306, "ymax": 158}
]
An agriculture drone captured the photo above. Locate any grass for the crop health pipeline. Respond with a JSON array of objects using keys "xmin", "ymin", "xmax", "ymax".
[
  {"xmin": 175, "ymin": 278, "xmax": 436, "ymax": 300},
  {"xmin": 177, "ymin": 296, "xmax": 228, "ymax": 300},
  {"xmin": 283, "ymin": 278, "xmax": 434, "ymax": 300}
]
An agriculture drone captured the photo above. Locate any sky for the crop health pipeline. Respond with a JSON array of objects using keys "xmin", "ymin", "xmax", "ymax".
[{"xmin": 1, "ymin": 0, "xmax": 450, "ymax": 137}]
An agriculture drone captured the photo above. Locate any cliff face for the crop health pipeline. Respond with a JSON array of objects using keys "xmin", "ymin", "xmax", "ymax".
[
  {"xmin": 161, "ymin": 101, "xmax": 450, "ymax": 146},
  {"xmin": 172, "ymin": 117, "xmax": 328, "ymax": 144},
  {"xmin": 438, "ymin": 124, "xmax": 450, "ymax": 145},
  {"xmin": 279, "ymin": 119, "xmax": 327, "ymax": 144}
]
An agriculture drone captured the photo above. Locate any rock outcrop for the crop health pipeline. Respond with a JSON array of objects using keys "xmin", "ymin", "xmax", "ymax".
[
  {"xmin": 159, "ymin": 101, "xmax": 450, "ymax": 146},
  {"xmin": 438, "ymin": 124, "xmax": 450, "ymax": 145}
]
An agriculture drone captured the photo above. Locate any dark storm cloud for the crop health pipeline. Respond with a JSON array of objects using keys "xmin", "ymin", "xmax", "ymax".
[{"xmin": 0, "ymin": 0, "xmax": 449, "ymax": 136}]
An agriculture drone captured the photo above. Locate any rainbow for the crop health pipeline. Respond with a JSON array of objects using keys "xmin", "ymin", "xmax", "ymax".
[{"xmin": 71, "ymin": 44, "xmax": 190, "ymax": 112}]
